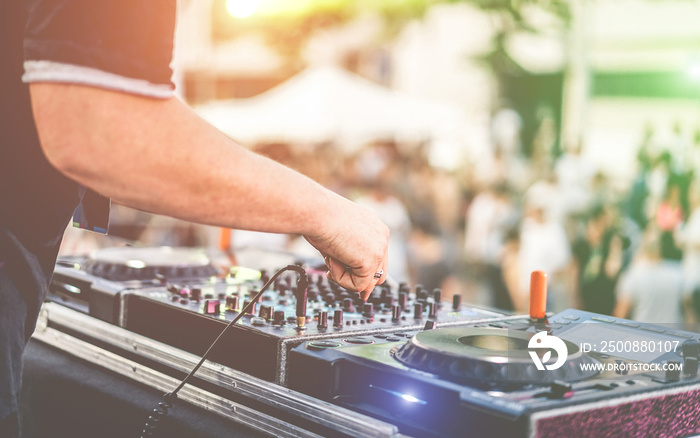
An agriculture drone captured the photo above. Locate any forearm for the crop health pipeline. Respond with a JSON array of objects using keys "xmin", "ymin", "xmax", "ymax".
[
  {"xmin": 31, "ymin": 83, "xmax": 389, "ymax": 296},
  {"xmin": 613, "ymin": 297, "xmax": 631, "ymax": 319},
  {"xmin": 31, "ymin": 83, "xmax": 339, "ymax": 238}
]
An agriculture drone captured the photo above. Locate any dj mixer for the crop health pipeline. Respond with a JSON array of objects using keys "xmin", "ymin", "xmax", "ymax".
[
  {"xmin": 46, "ymin": 246, "xmax": 700, "ymax": 438},
  {"xmin": 48, "ymin": 246, "xmax": 507, "ymax": 384}
]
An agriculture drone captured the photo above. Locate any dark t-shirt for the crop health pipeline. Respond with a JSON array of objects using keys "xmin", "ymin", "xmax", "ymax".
[
  {"xmin": 572, "ymin": 233, "xmax": 617, "ymax": 315},
  {"xmin": 0, "ymin": 0, "xmax": 176, "ymax": 320}
]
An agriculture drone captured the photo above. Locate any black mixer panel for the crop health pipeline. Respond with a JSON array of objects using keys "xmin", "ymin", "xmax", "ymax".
[
  {"xmin": 123, "ymin": 273, "xmax": 508, "ymax": 384},
  {"xmin": 48, "ymin": 246, "xmax": 509, "ymax": 384}
]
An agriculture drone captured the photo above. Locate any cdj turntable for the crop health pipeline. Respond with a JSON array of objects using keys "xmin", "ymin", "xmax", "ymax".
[
  {"xmin": 287, "ymin": 310, "xmax": 700, "ymax": 438},
  {"xmin": 49, "ymin": 246, "xmax": 221, "ymax": 324},
  {"xmin": 48, "ymin": 246, "xmax": 510, "ymax": 384}
]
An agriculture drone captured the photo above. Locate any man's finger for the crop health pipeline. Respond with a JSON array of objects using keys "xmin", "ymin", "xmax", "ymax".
[{"xmin": 326, "ymin": 258, "xmax": 365, "ymax": 291}]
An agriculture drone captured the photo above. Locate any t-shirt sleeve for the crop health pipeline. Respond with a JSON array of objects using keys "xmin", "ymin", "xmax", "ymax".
[{"xmin": 21, "ymin": 0, "xmax": 176, "ymax": 98}]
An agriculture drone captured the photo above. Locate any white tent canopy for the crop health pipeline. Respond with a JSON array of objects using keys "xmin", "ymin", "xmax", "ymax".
[{"xmin": 195, "ymin": 65, "xmax": 469, "ymax": 153}]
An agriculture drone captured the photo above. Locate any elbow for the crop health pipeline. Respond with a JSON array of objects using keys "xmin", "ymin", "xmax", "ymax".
[
  {"xmin": 30, "ymin": 84, "xmax": 95, "ymax": 180},
  {"xmin": 35, "ymin": 120, "xmax": 90, "ymax": 182},
  {"xmin": 40, "ymin": 136, "xmax": 76, "ymax": 176}
]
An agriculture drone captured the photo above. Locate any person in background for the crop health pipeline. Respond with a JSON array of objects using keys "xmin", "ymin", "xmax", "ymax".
[
  {"xmin": 625, "ymin": 138, "xmax": 653, "ymax": 230},
  {"xmin": 463, "ymin": 183, "xmax": 519, "ymax": 310},
  {"xmin": 554, "ymin": 139, "xmax": 595, "ymax": 222},
  {"xmin": 656, "ymin": 182, "xmax": 685, "ymax": 260},
  {"xmin": 498, "ymin": 225, "xmax": 522, "ymax": 312},
  {"xmin": 408, "ymin": 213, "xmax": 461, "ymax": 301},
  {"xmin": 645, "ymin": 151, "xmax": 673, "ymax": 221},
  {"xmin": 517, "ymin": 188, "xmax": 571, "ymax": 312},
  {"xmin": 463, "ymin": 183, "xmax": 515, "ymax": 266},
  {"xmin": 571, "ymin": 204, "xmax": 625, "ymax": 315},
  {"xmin": 614, "ymin": 230, "xmax": 686, "ymax": 324},
  {"xmin": 678, "ymin": 181, "xmax": 700, "ymax": 321}
]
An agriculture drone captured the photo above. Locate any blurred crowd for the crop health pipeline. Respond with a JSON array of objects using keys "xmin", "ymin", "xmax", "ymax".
[
  {"xmin": 60, "ymin": 107, "xmax": 700, "ymax": 326},
  {"xmin": 459, "ymin": 113, "xmax": 700, "ymax": 326},
  {"xmin": 288, "ymin": 110, "xmax": 700, "ymax": 326}
]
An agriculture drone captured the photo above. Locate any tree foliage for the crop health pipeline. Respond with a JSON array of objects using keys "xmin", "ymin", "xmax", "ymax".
[
  {"xmin": 212, "ymin": 0, "xmax": 570, "ymax": 73},
  {"xmin": 446, "ymin": 0, "xmax": 570, "ymax": 76}
]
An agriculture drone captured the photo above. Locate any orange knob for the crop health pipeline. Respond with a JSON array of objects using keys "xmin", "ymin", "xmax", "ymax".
[{"xmin": 529, "ymin": 270, "xmax": 547, "ymax": 320}]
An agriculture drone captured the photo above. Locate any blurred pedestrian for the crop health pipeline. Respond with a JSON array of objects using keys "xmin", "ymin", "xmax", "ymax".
[
  {"xmin": 572, "ymin": 204, "xmax": 625, "ymax": 315},
  {"xmin": 614, "ymin": 231, "xmax": 686, "ymax": 324},
  {"xmin": 518, "ymin": 191, "xmax": 571, "ymax": 311}
]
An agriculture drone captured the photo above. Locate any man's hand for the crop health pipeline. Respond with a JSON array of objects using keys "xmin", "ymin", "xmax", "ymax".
[{"xmin": 304, "ymin": 200, "xmax": 389, "ymax": 300}]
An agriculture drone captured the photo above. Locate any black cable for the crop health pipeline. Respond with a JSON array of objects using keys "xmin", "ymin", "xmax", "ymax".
[{"xmin": 140, "ymin": 264, "xmax": 307, "ymax": 437}]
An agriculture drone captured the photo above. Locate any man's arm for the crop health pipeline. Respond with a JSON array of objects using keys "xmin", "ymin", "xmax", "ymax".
[
  {"xmin": 613, "ymin": 272, "xmax": 633, "ymax": 319},
  {"xmin": 31, "ymin": 83, "xmax": 389, "ymax": 298},
  {"xmin": 612, "ymin": 295, "xmax": 631, "ymax": 319}
]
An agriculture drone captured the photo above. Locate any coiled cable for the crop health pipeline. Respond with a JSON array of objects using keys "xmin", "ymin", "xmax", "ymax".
[{"xmin": 140, "ymin": 264, "xmax": 307, "ymax": 437}]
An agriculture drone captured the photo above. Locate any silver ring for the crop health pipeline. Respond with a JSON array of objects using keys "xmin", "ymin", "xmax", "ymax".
[{"xmin": 373, "ymin": 270, "xmax": 384, "ymax": 279}]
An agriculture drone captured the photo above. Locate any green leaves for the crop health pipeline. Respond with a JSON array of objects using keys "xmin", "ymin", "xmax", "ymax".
[{"xmin": 210, "ymin": 0, "xmax": 570, "ymax": 72}]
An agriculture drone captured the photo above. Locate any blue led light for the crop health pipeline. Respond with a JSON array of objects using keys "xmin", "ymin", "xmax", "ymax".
[{"xmin": 369, "ymin": 385, "xmax": 428, "ymax": 405}]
